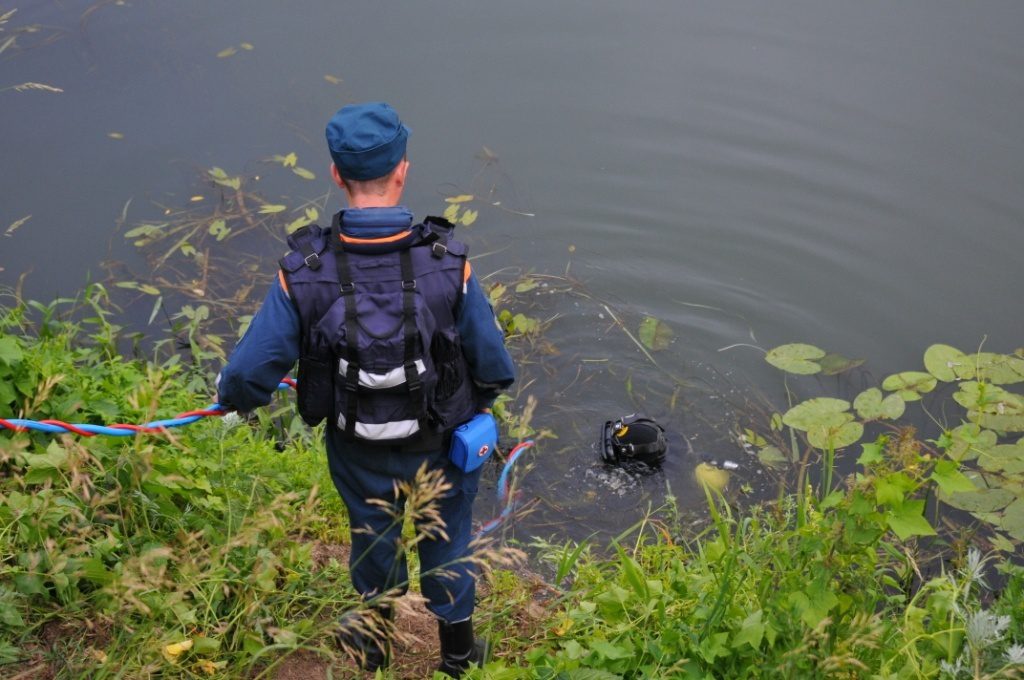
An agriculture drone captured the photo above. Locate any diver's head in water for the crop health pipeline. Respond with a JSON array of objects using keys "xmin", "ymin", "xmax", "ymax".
[{"xmin": 601, "ymin": 416, "xmax": 668, "ymax": 469}]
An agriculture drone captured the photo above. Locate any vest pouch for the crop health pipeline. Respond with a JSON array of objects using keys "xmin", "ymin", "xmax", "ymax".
[
  {"xmin": 429, "ymin": 328, "xmax": 476, "ymax": 430},
  {"xmin": 296, "ymin": 354, "xmax": 333, "ymax": 426},
  {"xmin": 449, "ymin": 412, "xmax": 498, "ymax": 473}
]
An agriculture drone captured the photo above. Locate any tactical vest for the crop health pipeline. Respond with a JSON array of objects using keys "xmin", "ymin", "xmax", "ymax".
[{"xmin": 279, "ymin": 214, "xmax": 478, "ymax": 449}]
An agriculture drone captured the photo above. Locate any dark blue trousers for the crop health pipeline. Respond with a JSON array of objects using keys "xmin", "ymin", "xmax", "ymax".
[{"xmin": 325, "ymin": 430, "xmax": 482, "ymax": 623}]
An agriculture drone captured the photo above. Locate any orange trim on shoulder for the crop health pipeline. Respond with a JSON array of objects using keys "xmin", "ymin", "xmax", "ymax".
[
  {"xmin": 463, "ymin": 260, "xmax": 472, "ymax": 285},
  {"xmin": 278, "ymin": 270, "xmax": 290, "ymax": 296},
  {"xmin": 337, "ymin": 229, "xmax": 414, "ymax": 245}
]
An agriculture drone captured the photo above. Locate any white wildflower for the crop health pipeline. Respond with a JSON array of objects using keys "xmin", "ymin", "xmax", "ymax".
[
  {"xmin": 963, "ymin": 548, "xmax": 989, "ymax": 589},
  {"xmin": 965, "ymin": 610, "xmax": 1011, "ymax": 649},
  {"xmin": 939, "ymin": 657, "xmax": 967, "ymax": 678},
  {"xmin": 221, "ymin": 412, "xmax": 242, "ymax": 429},
  {"xmin": 1005, "ymin": 643, "xmax": 1024, "ymax": 665}
]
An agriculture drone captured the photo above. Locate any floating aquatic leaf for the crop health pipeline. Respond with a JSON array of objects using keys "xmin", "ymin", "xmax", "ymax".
[
  {"xmin": 488, "ymin": 282, "xmax": 506, "ymax": 305},
  {"xmin": 971, "ymin": 352, "xmax": 1024, "ymax": 385},
  {"xmin": 190, "ymin": 195, "xmax": 204, "ymax": 202},
  {"xmin": 765, "ymin": 343, "xmax": 825, "ymax": 375},
  {"xmin": 510, "ymin": 313, "xmax": 538, "ymax": 334},
  {"xmin": 459, "ymin": 208, "xmax": 479, "ymax": 226},
  {"xmin": 781, "ymin": 398, "xmax": 851, "ymax": 432},
  {"xmin": 240, "ymin": 42, "xmax": 254, "ymax": 50},
  {"xmin": 259, "ymin": 204, "xmax": 287, "ymax": 214},
  {"xmin": 881, "ymin": 371, "xmax": 937, "ymax": 401},
  {"xmin": 972, "ymin": 412, "xmax": 1024, "ymax": 432},
  {"xmin": 957, "ymin": 383, "xmax": 1024, "ymax": 431},
  {"xmin": 208, "ymin": 219, "xmax": 230, "ymax": 242},
  {"xmin": 292, "ymin": 167, "xmax": 315, "ymax": 180},
  {"xmin": 694, "ymin": 462, "xmax": 729, "ymax": 492},
  {"xmin": 324, "ymin": 74, "xmax": 343, "ymax": 85},
  {"xmin": 999, "ymin": 499, "xmax": 1024, "ymax": 540},
  {"xmin": 269, "ymin": 153, "xmax": 298, "ymax": 167},
  {"xmin": 216, "ymin": 46, "xmax": 237, "ymax": 58},
  {"xmin": 976, "ymin": 444, "xmax": 1024, "ymax": 474},
  {"xmin": 941, "ymin": 487, "xmax": 1015, "ymax": 513},
  {"xmin": 305, "ymin": 207, "xmax": 319, "ymax": 222},
  {"xmin": 990, "ymin": 532, "xmax": 1016, "ymax": 553},
  {"xmin": 445, "ymin": 194, "xmax": 474, "ymax": 204},
  {"xmin": 953, "ymin": 381, "xmax": 1014, "ymax": 410},
  {"xmin": 515, "ymin": 279, "xmax": 539, "ymax": 293},
  {"xmin": 853, "ymin": 388, "xmax": 905, "ymax": 421},
  {"xmin": 816, "ymin": 352, "xmax": 864, "ymax": 376},
  {"xmin": 207, "ymin": 166, "xmax": 241, "ymax": 190},
  {"xmin": 944, "ymin": 424, "xmax": 998, "ymax": 462},
  {"xmin": 443, "ymin": 204, "xmax": 460, "ymax": 222},
  {"xmin": 107, "ymin": 132, "xmax": 124, "ymax": 140},
  {"xmin": 807, "ymin": 420, "xmax": 863, "ymax": 450},
  {"xmin": 757, "ymin": 445, "xmax": 790, "ymax": 468},
  {"xmin": 854, "ymin": 388, "xmax": 883, "ymax": 420},
  {"xmin": 879, "ymin": 394, "xmax": 907, "ymax": 420},
  {"xmin": 4, "ymin": 214, "xmax": 30, "ymax": 237},
  {"xmin": 638, "ymin": 316, "xmax": 673, "ymax": 352},
  {"xmin": 924, "ymin": 344, "xmax": 966, "ymax": 382},
  {"xmin": 285, "ymin": 216, "xmax": 310, "ymax": 234}
]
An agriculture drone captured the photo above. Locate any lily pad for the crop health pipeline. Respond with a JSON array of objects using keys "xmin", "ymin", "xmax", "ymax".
[
  {"xmin": 816, "ymin": 353, "xmax": 865, "ymax": 376},
  {"xmin": 638, "ymin": 316, "xmax": 674, "ymax": 351},
  {"xmin": 977, "ymin": 444, "xmax": 1024, "ymax": 474},
  {"xmin": 765, "ymin": 344, "xmax": 825, "ymax": 375},
  {"xmin": 944, "ymin": 424, "xmax": 997, "ymax": 462},
  {"xmin": 923, "ymin": 344, "xmax": 967, "ymax": 382},
  {"xmin": 953, "ymin": 382, "xmax": 1024, "ymax": 411},
  {"xmin": 853, "ymin": 389, "xmax": 906, "ymax": 421},
  {"xmin": 998, "ymin": 499, "xmax": 1024, "ymax": 541},
  {"xmin": 972, "ymin": 352, "xmax": 1024, "ymax": 385},
  {"xmin": 881, "ymin": 372, "xmax": 937, "ymax": 402},
  {"xmin": 971, "ymin": 412, "xmax": 1024, "ymax": 433},
  {"xmin": 782, "ymin": 398, "xmax": 851, "ymax": 432},
  {"xmin": 807, "ymin": 421, "xmax": 863, "ymax": 450},
  {"xmin": 940, "ymin": 487, "xmax": 1015, "ymax": 513}
]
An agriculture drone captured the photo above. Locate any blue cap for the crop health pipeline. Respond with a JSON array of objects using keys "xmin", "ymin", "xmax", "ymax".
[{"xmin": 325, "ymin": 102, "xmax": 410, "ymax": 181}]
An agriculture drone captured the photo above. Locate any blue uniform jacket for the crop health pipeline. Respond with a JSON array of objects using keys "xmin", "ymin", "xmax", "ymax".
[{"xmin": 217, "ymin": 207, "xmax": 515, "ymax": 414}]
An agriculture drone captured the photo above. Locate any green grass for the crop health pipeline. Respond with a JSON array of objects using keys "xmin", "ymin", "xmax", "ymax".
[
  {"xmin": 3, "ymin": 291, "xmax": 1024, "ymax": 679},
  {"xmin": 0, "ymin": 288, "xmax": 356, "ymax": 677}
]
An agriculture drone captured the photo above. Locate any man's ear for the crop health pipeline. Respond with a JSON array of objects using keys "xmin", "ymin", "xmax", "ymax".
[
  {"xmin": 393, "ymin": 159, "xmax": 409, "ymax": 189},
  {"xmin": 330, "ymin": 163, "xmax": 346, "ymax": 189}
]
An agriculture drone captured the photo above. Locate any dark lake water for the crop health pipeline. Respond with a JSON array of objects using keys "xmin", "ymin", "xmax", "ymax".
[{"xmin": 3, "ymin": 1, "xmax": 1023, "ymax": 540}]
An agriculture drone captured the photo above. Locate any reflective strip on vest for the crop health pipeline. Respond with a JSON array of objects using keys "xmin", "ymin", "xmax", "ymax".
[
  {"xmin": 337, "ymin": 413, "xmax": 421, "ymax": 440},
  {"xmin": 337, "ymin": 358, "xmax": 427, "ymax": 390}
]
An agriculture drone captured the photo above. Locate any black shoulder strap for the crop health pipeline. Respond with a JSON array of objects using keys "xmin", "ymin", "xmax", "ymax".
[
  {"xmin": 333, "ymin": 238, "xmax": 359, "ymax": 439},
  {"xmin": 400, "ymin": 249, "xmax": 425, "ymax": 428}
]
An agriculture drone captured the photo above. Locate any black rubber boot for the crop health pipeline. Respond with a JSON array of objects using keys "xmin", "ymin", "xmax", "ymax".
[
  {"xmin": 336, "ymin": 605, "xmax": 392, "ymax": 672},
  {"xmin": 437, "ymin": 618, "xmax": 487, "ymax": 678}
]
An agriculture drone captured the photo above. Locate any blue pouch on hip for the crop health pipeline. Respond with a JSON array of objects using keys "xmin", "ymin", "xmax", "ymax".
[{"xmin": 449, "ymin": 413, "xmax": 498, "ymax": 473}]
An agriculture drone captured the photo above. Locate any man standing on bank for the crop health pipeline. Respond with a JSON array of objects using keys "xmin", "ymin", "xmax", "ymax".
[{"xmin": 216, "ymin": 101, "xmax": 516, "ymax": 676}]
